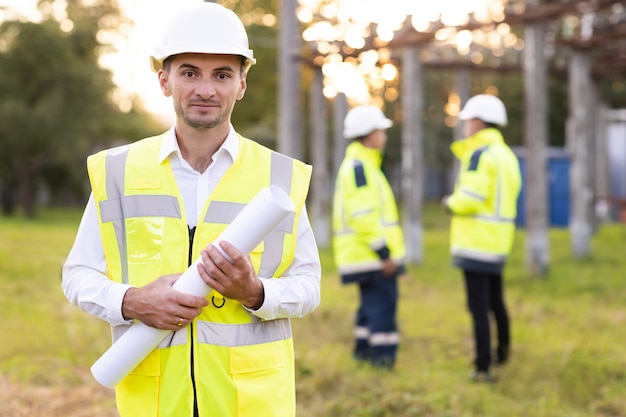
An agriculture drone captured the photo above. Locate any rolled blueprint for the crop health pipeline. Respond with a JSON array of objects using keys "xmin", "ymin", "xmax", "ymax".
[{"xmin": 91, "ymin": 185, "xmax": 295, "ymax": 388}]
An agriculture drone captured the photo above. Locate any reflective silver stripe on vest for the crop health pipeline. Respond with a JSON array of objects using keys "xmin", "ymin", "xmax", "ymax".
[
  {"xmin": 99, "ymin": 147, "xmax": 182, "ymax": 284},
  {"xmin": 158, "ymin": 319, "xmax": 291, "ymax": 347},
  {"xmin": 262, "ymin": 152, "xmax": 294, "ymax": 277},
  {"xmin": 158, "ymin": 326, "xmax": 188, "ymax": 347},
  {"xmin": 474, "ymin": 214, "xmax": 516, "ymax": 223},
  {"xmin": 352, "ymin": 208, "xmax": 373, "ymax": 217},
  {"xmin": 195, "ymin": 318, "xmax": 291, "ymax": 346},
  {"xmin": 203, "ymin": 151, "xmax": 295, "ymax": 278},
  {"xmin": 460, "ymin": 188, "xmax": 486, "ymax": 202},
  {"xmin": 451, "ymin": 247, "xmax": 508, "ymax": 263},
  {"xmin": 112, "ymin": 320, "xmax": 291, "ymax": 346}
]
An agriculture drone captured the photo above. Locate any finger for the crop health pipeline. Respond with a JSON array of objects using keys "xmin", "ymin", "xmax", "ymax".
[
  {"xmin": 197, "ymin": 259, "xmax": 215, "ymax": 284},
  {"xmin": 162, "ymin": 273, "xmax": 182, "ymax": 286},
  {"xmin": 172, "ymin": 316, "xmax": 189, "ymax": 329},
  {"xmin": 199, "ymin": 248, "xmax": 219, "ymax": 276},
  {"xmin": 216, "ymin": 241, "xmax": 243, "ymax": 265},
  {"xmin": 198, "ymin": 251, "xmax": 229, "ymax": 292},
  {"xmin": 178, "ymin": 302, "xmax": 205, "ymax": 318},
  {"xmin": 206, "ymin": 245, "xmax": 235, "ymax": 276},
  {"xmin": 177, "ymin": 293, "xmax": 209, "ymax": 309}
]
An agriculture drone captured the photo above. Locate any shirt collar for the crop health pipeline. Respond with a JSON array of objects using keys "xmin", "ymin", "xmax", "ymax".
[
  {"xmin": 346, "ymin": 140, "xmax": 383, "ymax": 167},
  {"xmin": 450, "ymin": 127, "xmax": 504, "ymax": 159},
  {"xmin": 158, "ymin": 124, "xmax": 239, "ymax": 165}
]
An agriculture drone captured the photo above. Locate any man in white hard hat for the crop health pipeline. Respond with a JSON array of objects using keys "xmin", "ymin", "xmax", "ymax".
[
  {"xmin": 332, "ymin": 104, "xmax": 406, "ymax": 369},
  {"xmin": 441, "ymin": 94, "xmax": 522, "ymax": 382},
  {"xmin": 62, "ymin": 3, "xmax": 321, "ymax": 416}
]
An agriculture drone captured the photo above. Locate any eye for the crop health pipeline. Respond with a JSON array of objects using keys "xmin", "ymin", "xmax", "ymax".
[
  {"xmin": 182, "ymin": 71, "xmax": 196, "ymax": 78},
  {"xmin": 216, "ymin": 73, "xmax": 231, "ymax": 80}
]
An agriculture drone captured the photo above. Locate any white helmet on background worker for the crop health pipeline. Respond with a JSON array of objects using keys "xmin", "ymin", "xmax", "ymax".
[
  {"xmin": 150, "ymin": 2, "xmax": 256, "ymax": 73},
  {"xmin": 343, "ymin": 105, "xmax": 393, "ymax": 139},
  {"xmin": 458, "ymin": 94, "xmax": 508, "ymax": 126}
]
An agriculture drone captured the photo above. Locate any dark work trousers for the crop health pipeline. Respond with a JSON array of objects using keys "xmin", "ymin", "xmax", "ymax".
[
  {"xmin": 463, "ymin": 270, "xmax": 510, "ymax": 372},
  {"xmin": 354, "ymin": 270, "xmax": 399, "ymax": 368}
]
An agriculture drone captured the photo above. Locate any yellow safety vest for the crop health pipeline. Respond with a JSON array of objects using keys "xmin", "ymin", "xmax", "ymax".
[
  {"xmin": 87, "ymin": 133, "xmax": 312, "ymax": 417},
  {"xmin": 332, "ymin": 141, "xmax": 406, "ymax": 275},
  {"xmin": 447, "ymin": 128, "xmax": 522, "ymax": 266}
]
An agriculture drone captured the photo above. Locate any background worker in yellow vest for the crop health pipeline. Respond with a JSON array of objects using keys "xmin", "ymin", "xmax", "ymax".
[
  {"xmin": 62, "ymin": 3, "xmax": 321, "ymax": 417},
  {"xmin": 332, "ymin": 105, "xmax": 406, "ymax": 369},
  {"xmin": 441, "ymin": 94, "xmax": 522, "ymax": 383}
]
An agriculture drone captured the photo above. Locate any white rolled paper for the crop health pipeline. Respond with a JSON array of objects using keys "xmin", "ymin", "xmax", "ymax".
[{"xmin": 91, "ymin": 185, "xmax": 295, "ymax": 388}]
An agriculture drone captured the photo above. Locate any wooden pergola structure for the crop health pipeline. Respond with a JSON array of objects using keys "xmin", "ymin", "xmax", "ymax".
[{"xmin": 277, "ymin": 0, "xmax": 626, "ymax": 275}]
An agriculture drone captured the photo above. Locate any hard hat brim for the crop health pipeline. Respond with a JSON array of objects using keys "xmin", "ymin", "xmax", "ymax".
[{"xmin": 150, "ymin": 54, "xmax": 256, "ymax": 73}]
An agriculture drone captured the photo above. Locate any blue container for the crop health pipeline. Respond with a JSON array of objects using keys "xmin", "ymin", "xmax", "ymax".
[{"xmin": 514, "ymin": 147, "xmax": 570, "ymax": 228}]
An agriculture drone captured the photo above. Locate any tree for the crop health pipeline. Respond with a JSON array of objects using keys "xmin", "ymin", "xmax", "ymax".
[
  {"xmin": 0, "ymin": 0, "xmax": 162, "ymax": 216},
  {"xmin": 223, "ymin": 0, "xmax": 280, "ymax": 147}
]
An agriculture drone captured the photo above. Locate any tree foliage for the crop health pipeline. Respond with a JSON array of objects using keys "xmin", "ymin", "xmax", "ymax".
[
  {"xmin": 0, "ymin": 0, "xmax": 162, "ymax": 217},
  {"xmin": 223, "ymin": 0, "xmax": 280, "ymax": 147}
]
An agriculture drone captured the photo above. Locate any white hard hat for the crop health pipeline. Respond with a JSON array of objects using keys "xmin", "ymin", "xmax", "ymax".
[
  {"xmin": 458, "ymin": 94, "xmax": 508, "ymax": 126},
  {"xmin": 343, "ymin": 105, "xmax": 393, "ymax": 139},
  {"xmin": 150, "ymin": 2, "xmax": 256, "ymax": 73}
]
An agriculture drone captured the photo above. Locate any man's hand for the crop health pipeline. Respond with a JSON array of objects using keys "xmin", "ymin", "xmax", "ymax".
[
  {"xmin": 441, "ymin": 195, "xmax": 453, "ymax": 216},
  {"xmin": 197, "ymin": 241, "xmax": 265, "ymax": 310},
  {"xmin": 121, "ymin": 274, "xmax": 209, "ymax": 330},
  {"xmin": 381, "ymin": 258, "xmax": 397, "ymax": 278}
]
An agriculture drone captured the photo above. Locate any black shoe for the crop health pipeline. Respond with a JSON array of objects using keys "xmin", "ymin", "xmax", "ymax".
[
  {"xmin": 469, "ymin": 370, "xmax": 496, "ymax": 383},
  {"xmin": 496, "ymin": 346, "xmax": 510, "ymax": 366}
]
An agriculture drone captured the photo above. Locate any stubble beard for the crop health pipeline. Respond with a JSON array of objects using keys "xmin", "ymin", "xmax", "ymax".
[
  {"xmin": 184, "ymin": 113, "xmax": 227, "ymax": 130},
  {"xmin": 176, "ymin": 101, "xmax": 231, "ymax": 130}
]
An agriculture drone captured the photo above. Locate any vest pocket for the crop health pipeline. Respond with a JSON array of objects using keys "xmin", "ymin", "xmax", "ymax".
[
  {"xmin": 230, "ymin": 340, "xmax": 285, "ymax": 373},
  {"xmin": 129, "ymin": 347, "xmax": 161, "ymax": 376},
  {"xmin": 117, "ymin": 349, "xmax": 161, "ymax": 417},
  {"xmin": 126, "ymin": 217, "xmax": 164, "ymax": 286},
  {"xmin": 230, "ymin": 340, "xmax": 294, "ymax": 416},
  {"xmin": 116, "ymin": 375, "xmax": 160, "ymax": 417}
]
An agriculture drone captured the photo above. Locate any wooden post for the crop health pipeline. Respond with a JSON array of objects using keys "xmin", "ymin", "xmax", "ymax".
[
  {"xmin": 523, "ymin": 22, "xmax": 550, "ymax": 275},
  {"xmin": 452, "ymin": 68, "xmax": 471, "ymax": 193},
  {"xmin": 567, "ymin": 50, "xmax": 594, "ymax": 258},
  {"xmin": 308, "ymin": 66, "xmax": 330, "ymax": 247},
  {"xmin": 594, "ymin": 96, "xmax": 611, "ymax": 223},
  {"xmin": 277, "ymin": 0, "xmax": 302, "ymax": 159},
  {"xmin": 400, "ymin": 46, "xmax": 424, "ymax": 264},
  {"xmin": 454, "ymin": 68, "xmax": 470, "ymax": 142},
  {"xmin": 332, "ymin": 93, "xmax": 348, "ymax": 179}
]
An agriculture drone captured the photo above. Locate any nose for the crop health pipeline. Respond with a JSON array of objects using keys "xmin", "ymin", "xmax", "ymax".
[{"xmin": 195, "ymin": 78, "xmax": 216, "ymax": 99}]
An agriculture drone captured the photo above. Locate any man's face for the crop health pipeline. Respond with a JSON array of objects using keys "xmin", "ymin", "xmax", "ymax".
[
  {"xmin": 462, "ymin": 118, "xmax": 485, "ymax": 138},
  {"xmin": 158, "ymin": 53, "xmax": 247, "ymax": 130},
  {"xmin": 363, "ymin": 129, "xmax": 388, "ymax": 150}
]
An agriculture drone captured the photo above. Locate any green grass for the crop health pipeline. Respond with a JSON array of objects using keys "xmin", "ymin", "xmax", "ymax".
[{"xmin": 2, "ymin": 207, "xmax": 625, "ymax": 416}]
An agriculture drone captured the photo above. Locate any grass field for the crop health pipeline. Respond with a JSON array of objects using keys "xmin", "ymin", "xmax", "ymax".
[{"xmin": 1, "ymin": 207, "xmax": 625, "ymax": 417}]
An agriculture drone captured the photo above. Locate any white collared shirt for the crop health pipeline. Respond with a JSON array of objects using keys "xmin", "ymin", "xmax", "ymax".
[{"xmin": 62, "ymin": 125, "xmax": 321, "ymax": 325}]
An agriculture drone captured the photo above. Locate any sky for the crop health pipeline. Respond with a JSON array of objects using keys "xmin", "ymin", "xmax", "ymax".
[
  {"xmin": 102, "ymin": 0, "xmax": 204, "ymax": 119},
  {"xmin": 0, "ymin": 0, "xmax": 204, "ymax": 119}
]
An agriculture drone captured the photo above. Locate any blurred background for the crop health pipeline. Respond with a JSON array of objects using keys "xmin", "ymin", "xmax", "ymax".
[
  {"xmin": 2, "ymin": 1, "xmax": 626, "ymax": 416},
  {"xmin": 1, "ymin": 0, "xmax": 625, "ymax": 273}
]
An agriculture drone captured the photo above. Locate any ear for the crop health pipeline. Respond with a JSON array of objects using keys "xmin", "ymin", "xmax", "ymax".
[
  {"xmin": 236, "ymin": 76, "xmax": 247, "ymax": 101},
  {"xmin": 158, "ymin": 70, "xmax": 172, "ymax": 97}
]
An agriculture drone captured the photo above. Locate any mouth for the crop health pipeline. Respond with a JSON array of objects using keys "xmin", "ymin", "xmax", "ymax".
[{"xmin": 190, "ymin": 102, "xmax": 220, "ymax": 110}]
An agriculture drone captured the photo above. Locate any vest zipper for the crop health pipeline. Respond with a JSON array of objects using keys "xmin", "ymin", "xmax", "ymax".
[{"xmin": 188, "ymin": 226, "xmax": 199, "ymax": 416}]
